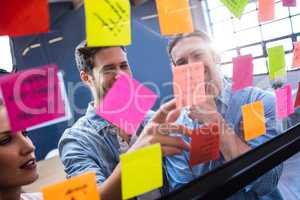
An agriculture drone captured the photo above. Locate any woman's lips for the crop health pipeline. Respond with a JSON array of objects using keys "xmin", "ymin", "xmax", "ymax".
[{"xmin": 20, "ymin": 159, "xmax": 37, "ymax": 170}]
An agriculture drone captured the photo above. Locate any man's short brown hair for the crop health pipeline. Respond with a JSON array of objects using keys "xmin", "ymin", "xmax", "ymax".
[{"xmin": 75, "ymin": 40, "xmax": 126, "ymax": 73}]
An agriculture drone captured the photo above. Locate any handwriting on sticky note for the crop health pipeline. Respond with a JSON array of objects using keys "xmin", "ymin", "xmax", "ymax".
[
  {"xmin": 258, "ymin": 0, "xmax": 275, "ymax": 22},
  {"xmin": 0, "ymin": 0, "xmax": 49, "ymax": 36},
  {"xmin": 189, "ymin": 123, "xmax": 220, "ymax": 166},
  {"xmin": 282, "ymin": 0, "xmax": 296, "ymax": 7},
  {"xmin": 267, "ymin": 45, "xmax": 286, "ymax": 80},
  {"xmin": 276, "ymin": 84, "xmax": 294, "ymax": 119},
  {"xmin": 155, "ymin": 0, "xmax": 194, "ymax": 35},
  {"xmin": 173, "ymin": 62, "xmax": 205, "ymax": 108},
  {"xmin": 0, "ymin": 64, "xmax": 65, "ymax": 133},
  {"xmin": 295, "ymin": 82, "xmax": 300, "ymax": 109},
  {"xmin": 96, "ymin": 74, "xmax": 157, "ymax": 135},
  {"xmin": 232, "ymin": 54, "xmax": 253, "ymax": 92},
  {"xmin": 121, "ymin": 144, "xmax": 163, "ymax": 200},
  {"xmin": 220, "ymin": 0, "xmax": 249, "ymax": 18},
  {"xmin": 242, "ymin": 101, "xmax": 266, "ymax": 141},
  {"xmin": 42, "ymin": 172, "xmax": 100, "ymax": 200},
  {"xmin": 85, "ymin": 0, "xmax": 131, "ymax": 46},
  {"xmin": 292, "ymin": 41, "xmax": 300, "ymax": 68}
]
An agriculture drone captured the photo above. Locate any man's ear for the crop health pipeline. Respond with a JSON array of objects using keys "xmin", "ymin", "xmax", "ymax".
[{"xmin": 80, "ymin": 70, "xmax": 93, "ymax": 86}]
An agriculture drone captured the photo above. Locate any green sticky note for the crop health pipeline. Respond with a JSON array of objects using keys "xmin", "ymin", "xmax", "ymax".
[
  {"xmin": 267, "ymin": 45, "xmax": 287, "ymax": 80},
  {"xmin": 84, "ymin": 0, "xmax": 131, "ymax": 47},
  {"xmin": 121, "ymin": 144, "xmax": 163, "ymax": 200},
  {"xmin": 220, "ymin": 0, "xmax": 249, "ymax": 18}
]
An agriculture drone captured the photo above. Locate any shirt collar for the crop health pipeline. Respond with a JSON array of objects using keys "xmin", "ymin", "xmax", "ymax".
[
  {"xmin": 216, "ymin": 78, "xmax": 232, "ymax": 107},
  {"xmin": 85, "ymin": 102, "xmax": 114, "ymax": 133}
]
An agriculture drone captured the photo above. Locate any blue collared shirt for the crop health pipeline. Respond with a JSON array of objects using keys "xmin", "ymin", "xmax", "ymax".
[
  {"xmin": 164, "ymin": 83, "xmax": 283, "ymax": 200},
  {"xmin": 58, "ymin": 102, "xmax": 155, "ymax": 183}
]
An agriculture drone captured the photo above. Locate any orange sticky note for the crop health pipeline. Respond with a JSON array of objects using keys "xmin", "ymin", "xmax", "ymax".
[
  {"xmin": 155, "ymin": 0, "xmax": 194, "ymax": 35},
  {"xmin": 172, "ymin": 62, "xmax": 205, "ymax": 108},
  {"xmin": 292, "ymin": 41, "xmax": 300, "ymax": 68},
  {"xmin": 242, "ymin": 101, "xmax": 266, "ymax": 141},
  {"xmin": 42, "ymin": 172, "xmax": 100, "ymax": 200},
  {"xmin": 258, "ymin": 0, "xmax": 275, "ymax": 22}
]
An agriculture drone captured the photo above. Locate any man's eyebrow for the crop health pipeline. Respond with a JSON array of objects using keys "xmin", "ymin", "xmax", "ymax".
[{"xmin": 102, "ymin": 64, "xmax": 116, "ymax": 70}]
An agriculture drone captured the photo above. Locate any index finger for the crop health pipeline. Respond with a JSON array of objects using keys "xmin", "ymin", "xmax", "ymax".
[{"xmin": 152, "ymin": 99, "xmax": 177, "ymax": 124}]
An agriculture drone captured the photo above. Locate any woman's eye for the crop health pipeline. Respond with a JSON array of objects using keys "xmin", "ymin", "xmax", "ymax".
[
  {"xmin": 0, "ymin": 136, "xmax": 12, "ymax": 145},
  {"xmin": 22, "ymin": 131, "xmax": 28, "ymax": 137}
]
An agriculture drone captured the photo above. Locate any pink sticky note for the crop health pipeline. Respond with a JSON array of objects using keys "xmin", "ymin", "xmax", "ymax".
[
  {"xmin": 232, "ymin": 54, "xmax": 253, "ymax": 92},
  {"xmin": 0, "ymin": 64, "xmax": 65, "ymax": 133},
  {"xmin": 173, "ymin": 62, "xmax": 205, "ymax": 108},
  {"xmin": 258, "ymin": 0, "xmax": 275, "ymax": 22},
  {"xmin": 96, "ymin": 74, "xmax": 157, "ymax": 135},
  {"xmin": 275, "ymin": 84, "xmax": 294, "ymax": 119},
  {"xmin": 295, "ymin": 82, "xmax": 300, "ymax": 109},
  {"xmin": 282, "ymin": 0, "xmax": 296, "ymax": 7},
  {"xmin": 292, "ymin": 41, "xmax": 300, "ymax": 68},
  {"xmin": 189, "ymin": 123, "xmax": 220, "ymax": 166}
]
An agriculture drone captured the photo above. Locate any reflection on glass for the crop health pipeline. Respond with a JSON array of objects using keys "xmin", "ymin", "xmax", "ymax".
[
  {"xmin": 236, "ymin": 27, "xmax": 262, "ymax": 46},
  {"xmin": 262, "ymin": 19, "xmax": 292, "ymax": 40},
  {"xmin": 220, "ymin": 50, "xmax": 238, "ymax": 63},
  {"xmin": 266, "ymin": 38, "xmax": 293, "ymax": 52},
  {"xmin": 240, "ymin": 45, "xmax": 264, "ymax": 58}
]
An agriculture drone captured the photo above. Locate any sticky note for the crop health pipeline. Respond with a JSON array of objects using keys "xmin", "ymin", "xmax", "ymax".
[
  {"xmin": 276, "ymin": 84, "xmax": 294, "ymax": 119},
  {"xmin": 0, "ymin": 0, "xmax": 49, "ymax": 37},
  {"xmin": 232, "ymin": 54, "xmax": 253, "ymax": 92},
  {"xmin": 282, "ymin": 0, "xmax": 296, "ymax": 7},
  {"xmin": 121, "ymin": 144, "xmax": 163, "ymax": 200},
  {"xmin": 242, "ymin": 101, "xmax": 266, "ymax": 141},
  {"xmin": 295, "ymin": 82, "xmax": 300, "ymax": 109},
  {"xmin": 258, "ymin": 0, "xmax": 275, "ymax": 22},
  {"xmin": 189, "ymin": 123, "xmax": 220, "ymax": 166},
  {"xmin": 42, "ymin": 172, "xmax": 100, "ymax": 200},
  {"xmin": 292, "ymin": 41, "xmax": 300, "ymax": 68},
  {"xmin": 84, "ymin": 0, "xmax": 131, "ymax": 46},
  {"xmin": 96, "ymin": 74, "xmax": 157, "ymax": 135},
  {"xmin": 155, "ymin": 0, "xmax": 194, "ymax": 35},
  {"xmin": 220, "ymin": 0, "xmax": 249, "ymax": 18},
  {"xmin": 267, "ymin": 45, "xmax": 286, "ymax": 80},
  {"xmin": 172, "ymin": 62, "xmax": 205, "ymax": 108},
  {"xmin": 0, "ymin": 64, "xmax": 65, "ymax": 133}
]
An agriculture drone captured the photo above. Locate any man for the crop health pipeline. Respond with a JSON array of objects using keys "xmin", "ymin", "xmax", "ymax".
[
  {"xmin": 164, "ymin": 31, "xmax": 283, "ymax": 199},
  {"xmin": 58, "ymin": 41, "xmax": 190, "ymax": 200}
]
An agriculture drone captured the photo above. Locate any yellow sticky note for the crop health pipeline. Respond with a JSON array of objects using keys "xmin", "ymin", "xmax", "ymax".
[
  {"xmin": 242, "ymin": 101, "xmax": 266, "ymax": 141},
  {"xmin": 121, "ymin": 144, "xmax": 163, "ymax": 200},
  {"xmin": 84, "ymin": 0, "xmax": 131, "ymax": 46},
  {"xmin": 156, "ymin": 0, "xmax": 194, "ymax": 35},
  {"xmin": 42, "ymin": 172, "xmax": 100, "ymax": 200}
]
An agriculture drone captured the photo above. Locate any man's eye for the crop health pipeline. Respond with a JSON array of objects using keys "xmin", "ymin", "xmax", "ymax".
[{"xmin": 175, "ymin": 59, "xmax": 187, "ymax": 66}]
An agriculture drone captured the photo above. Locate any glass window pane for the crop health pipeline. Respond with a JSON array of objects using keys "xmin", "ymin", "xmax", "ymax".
[
  {"xmin": 240, "ymin": 44, "xmax": 264, "ymax": 57},
  {"xmin": 233, "ymin": 10, "xmax": 259, "ymax": 31},
  {"xmin": 209, "ymin": 6, "xmax": 232, "ymax": 23},
  {"xmin": 220, "ymin": 50, "xmax": 238, "ymax": 63},
  {"xmin": 221, "ymin": 63, "xmax": 233, "ymax": 78},
  {"xmin": 253, "ymin": 58, "xmax": 268, "ymax": 75},
  {"xmin": 292, "ymin": 15, "xmax": 300, "ymax": 33},
  {"xmin": 243, "ymin": 2, "xmax": 257, "ymax": 13},
  {"xmin": 286, "ymin": 53, "xmax": 293, "ymax": 70},
  {"xmin": 236, "ymin": 27, "xmax": 262, "ymax": 46},
  {"xmin": 207, "ymin": 0, "xmax": 223, "ymax": 10},
  {"xmin": 261, "ymin": 19, "xmax": 292, "ymax": 40},
  {"xmin": 290, "ymin": 2, "xmax": 300, "ymax": 15},
  {"xmin": 212, "ymin": 21, "xmax": 237, "ymax": 50},
  {"xmin": 266, "ymin": 38, "xmax": 293, "ymax": 52},
  {"xmin": 274, "ymin": 1, "xmax": 290, "ymax": 20},
  {"xmin": 0, "ymin": 36, "xmax": 13, "ymax": 72}
]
